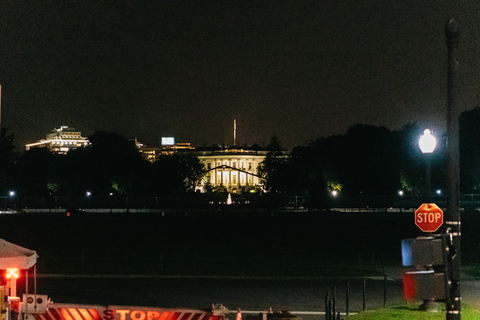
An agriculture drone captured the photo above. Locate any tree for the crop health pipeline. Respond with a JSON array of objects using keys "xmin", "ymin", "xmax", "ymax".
[
  {"xmin": 460, "ymin": 107, "xmax": 480, "ymax": 193},
  {"xmin": 58, "ymin": 131, "xmax": 150, "ymax": 198},
  {"xmin": 285, "ymin": 144, "xmax": 339, "ymax": 208},
  {"xmin": 392, "ymin": 122, "xmax": 426, "ymax": 196},
  {"xmin": 322, "ymin": 124, "xmax": 400, "ymax": 196},
  {"xmin": 150, "ymin": 154, "xmax": 204, "ymax": 195},
  {"xmin": 13, "ymin": 148, "xmax": 55, "ymax": 197},
  {"xmin": 257, "ymin": 135, "xmax": 288, "ymax": 192}
]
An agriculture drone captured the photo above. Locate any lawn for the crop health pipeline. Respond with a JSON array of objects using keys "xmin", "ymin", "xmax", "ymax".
[
  {"xmin": 348, "ymin": 304, "xmax": 480, "ymax": 320},
  {"xmin": 2, "ymin": 209, "xmax": 480, "ymax": 278}
]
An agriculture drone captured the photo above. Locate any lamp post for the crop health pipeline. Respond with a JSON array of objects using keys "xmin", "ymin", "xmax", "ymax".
[
  {"xmin": 445, "ymin": 19, "xmax": 461, "ymax": 320},
  {"xmin": 419, "ymin": 129, "xmax": 436, "ymax": 202}
]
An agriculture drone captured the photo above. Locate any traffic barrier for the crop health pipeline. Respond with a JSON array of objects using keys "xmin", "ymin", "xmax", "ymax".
[{"xmin": 33, "ymin": 305, "xmax": 223, "ymax": 320}]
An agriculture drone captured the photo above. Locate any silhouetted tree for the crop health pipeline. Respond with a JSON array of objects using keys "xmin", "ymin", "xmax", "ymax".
[
  {"xmin": 57, "ymin": 131, "xmax": 150, "ymax": 199},
  {"xmin": 257, "ymin": 135, "xmax": 288, "ymax": 193},
  {"xmin": 285, "ymin": 143, "xmax": 340, "ymax": 209},
  {"xmin": 460, "ymin": 107, "xmax": 480, "ymax": 193},
  {"xmin": 150, "ymin": 154, "xmax": 204, "ymax": 195},
  {"xmin": 88, "ymin": 131, "xmax": 150, "ymax": 197},
  {"xmin": 325, "ymin": 124, "xmax": 399, "ymax": 196},
  {"xmin": 392, "ymin": 122, "xmax": 425, "ymax": 196},
  {"xmin": 13, "ymin": 148, "xmax": 55, "ymax": 197}
]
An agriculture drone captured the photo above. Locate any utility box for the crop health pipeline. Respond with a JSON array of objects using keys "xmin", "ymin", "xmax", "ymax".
[
  {"xmin": 401, "ymin": 237, "xmax": 444, "ymax": 267},
  {"xmin": 404, "ymin": 270, "xmax": 445, "ymax": 301},
  {"xmin": 21, "ymin": 295, "xmax": 48, "ymax": 314}
]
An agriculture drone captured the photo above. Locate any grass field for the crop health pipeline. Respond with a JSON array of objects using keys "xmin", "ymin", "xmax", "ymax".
[
  {"xmin": 2, "ymin": 209, "xmax": 480, "ymax": 278},
  {"xmin": 348, "ymin": 303, "xmax": 480, "ymax": 319}
]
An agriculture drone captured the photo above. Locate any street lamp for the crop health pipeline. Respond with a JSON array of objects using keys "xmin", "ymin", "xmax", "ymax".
[
  {"xmin": 419, "ymin": 129, "xmax": 436, "ymax": 202},
  {"xmin": 419, "ymin": 129, "xmax": 437, "ymax": 154}
]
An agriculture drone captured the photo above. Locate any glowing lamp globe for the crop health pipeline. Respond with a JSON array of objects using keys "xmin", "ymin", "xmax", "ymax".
[{"xmin": 419, "ymin": 129, "xmax": 436, "ymax": 154}]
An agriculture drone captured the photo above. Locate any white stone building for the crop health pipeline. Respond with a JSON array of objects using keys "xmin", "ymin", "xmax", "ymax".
[
  {"xmin": 196, "ymin": 146, "xmax": 267, "ymax": 193},
  {"xmin": 25, "ymin": 126, "xmax": 89, "ymax": 154}
]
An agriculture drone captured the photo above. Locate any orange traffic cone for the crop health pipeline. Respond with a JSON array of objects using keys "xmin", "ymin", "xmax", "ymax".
[{"xmin": 236, "ymin": 308, "xmax": 241, "ymax": 320}]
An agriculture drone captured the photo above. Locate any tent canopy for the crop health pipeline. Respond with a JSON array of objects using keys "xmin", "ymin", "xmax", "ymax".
[{"xmin": 0, "ymin": 239, "xmax": 38, "ymax": 269}]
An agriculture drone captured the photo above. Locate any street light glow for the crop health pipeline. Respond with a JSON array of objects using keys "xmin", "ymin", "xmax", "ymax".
[{"xmin": 419, "ymin": 129, "xmax": 437, "ymax": 154}]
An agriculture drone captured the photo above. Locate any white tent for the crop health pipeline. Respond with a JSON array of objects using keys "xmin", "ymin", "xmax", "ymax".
[{"xmin": 0, "ymin": 238, "xmax": 38, "ymax": 269}]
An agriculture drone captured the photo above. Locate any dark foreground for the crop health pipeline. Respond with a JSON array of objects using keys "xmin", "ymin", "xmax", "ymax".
[
  {"xmin": 3, "ymin": 209, "xmax": 480, "ymax": 276},
  {"xmin": 36, "ymin": 275, "xmax": 404, "ymax": 314},
  {"xmin": 2, "ymin": 209, "xmax": 480, "ymax": 313}
]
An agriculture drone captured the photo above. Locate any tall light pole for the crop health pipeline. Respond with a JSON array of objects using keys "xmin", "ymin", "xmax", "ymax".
[
  {"xmin": 419, "ymin": 129, "xmax": 436, "ymax": 202},
  {"xmin": 445, "ymin": 19, "xmax": 461, "ymax": 320}
]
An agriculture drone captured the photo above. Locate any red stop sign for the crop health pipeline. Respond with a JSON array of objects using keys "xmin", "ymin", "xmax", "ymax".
[{"xmin": 415, "ymin": 203, "xmax": 443, "ymax": 232}]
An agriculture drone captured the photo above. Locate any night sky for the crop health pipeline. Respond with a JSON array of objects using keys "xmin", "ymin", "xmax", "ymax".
[{"xmin": 1, "ymin": 1, "xmax": 479, "ymax": 150}]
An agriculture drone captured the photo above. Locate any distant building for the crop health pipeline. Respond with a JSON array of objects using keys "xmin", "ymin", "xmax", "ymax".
[
  {"xmin": 132, "ymin": 138, "xmax": 194, "ymax": 162},
  {"xmin": 131, "ymin": 138, "xmax": 161, "ymax": 162},
  {"xmin": 159, "ymin": 142, "xmax": 194, "ymax": 156},
  {"xmin": 25, "ymin": 126, "xmax": 89, "ymax": 154},
  {"xmin": 194, "ymin": 146, "xmax": 268, "ymax": 193}
]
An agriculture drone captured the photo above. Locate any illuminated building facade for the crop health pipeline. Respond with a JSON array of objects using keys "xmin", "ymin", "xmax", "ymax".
[
  {"xmin": 132, "ymin": 138, "xmax": 194, "ymax": 162},
  {"xmin": 25, "ymin": 126, "xmax": 89, "ymax": 154},
  {"xmin": 160, "ymin": 142, "xmax": 194, "ymax": 156},
  {"xmin": 195, "ymin": 147, "xmax": 267, "ymax": 193}
]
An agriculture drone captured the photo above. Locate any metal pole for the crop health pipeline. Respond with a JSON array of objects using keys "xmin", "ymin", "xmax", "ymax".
[
  {"xmin": 332, "ymin": 286, "xmax": 336, "ymax": 318},
  {"xmin": 445, "ymin": 19, "xmax": 461, "ymax": 320},
  {"xmin": 325, "ymin": 292, "xmax": 329, "ymax": 320},
  {"xmin": 426, "ymin": 155, "xmax": 432, "ymax": 202},
  {"xmin": 362, "ymin": 278, "xmax": 366, "ymax": 311},
  {"xmin": 346, "ymin": 282, "xmax": 349, "ymax": 316}
]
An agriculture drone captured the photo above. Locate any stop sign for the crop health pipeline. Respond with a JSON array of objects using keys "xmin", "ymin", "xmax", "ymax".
[{"xmin": 415, "ymin": 203, "xmax": 443, "ymax": 232}]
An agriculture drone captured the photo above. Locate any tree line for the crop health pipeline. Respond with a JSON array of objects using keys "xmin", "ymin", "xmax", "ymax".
[
  {"xmin": 2, "ymin": 107, "xmax": 480, "ymax": 209},
  {"xmin": 259, "ymin": 107, "xmax": 480, "ymax": 208},
  {"xmin": 0, "ymin": 131, "xmax": 204, "ymax": 208}
]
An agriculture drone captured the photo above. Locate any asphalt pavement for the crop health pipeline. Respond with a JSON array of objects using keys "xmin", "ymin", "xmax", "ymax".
[{"xmin": 26, "ymin": 274, "xmax": 404, "ymax": 315}]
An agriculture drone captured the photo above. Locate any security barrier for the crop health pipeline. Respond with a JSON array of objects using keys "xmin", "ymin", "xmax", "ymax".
[{"xmin": 32, "ymin": 304, "xmax": 224, "ymax": 320}]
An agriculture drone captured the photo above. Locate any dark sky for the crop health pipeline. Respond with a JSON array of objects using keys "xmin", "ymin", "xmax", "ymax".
[{"xmin": 1, "ymin": 1, "xmax": 479, "ymax": 150}]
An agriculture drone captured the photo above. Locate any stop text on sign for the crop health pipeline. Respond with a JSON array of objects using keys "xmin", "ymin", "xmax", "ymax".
[
  {"xmin": 415, "ymin": 203, "xmax": 444, "ymax": 233},
  {"xmin": 416, "ymin": 211, "xmax": 442, "ymax": 224}
]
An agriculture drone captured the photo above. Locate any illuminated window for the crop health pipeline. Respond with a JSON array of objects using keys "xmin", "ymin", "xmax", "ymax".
[{"xmin": 232, "ymin": 175, "xmax": 236, "ymax": 184}]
